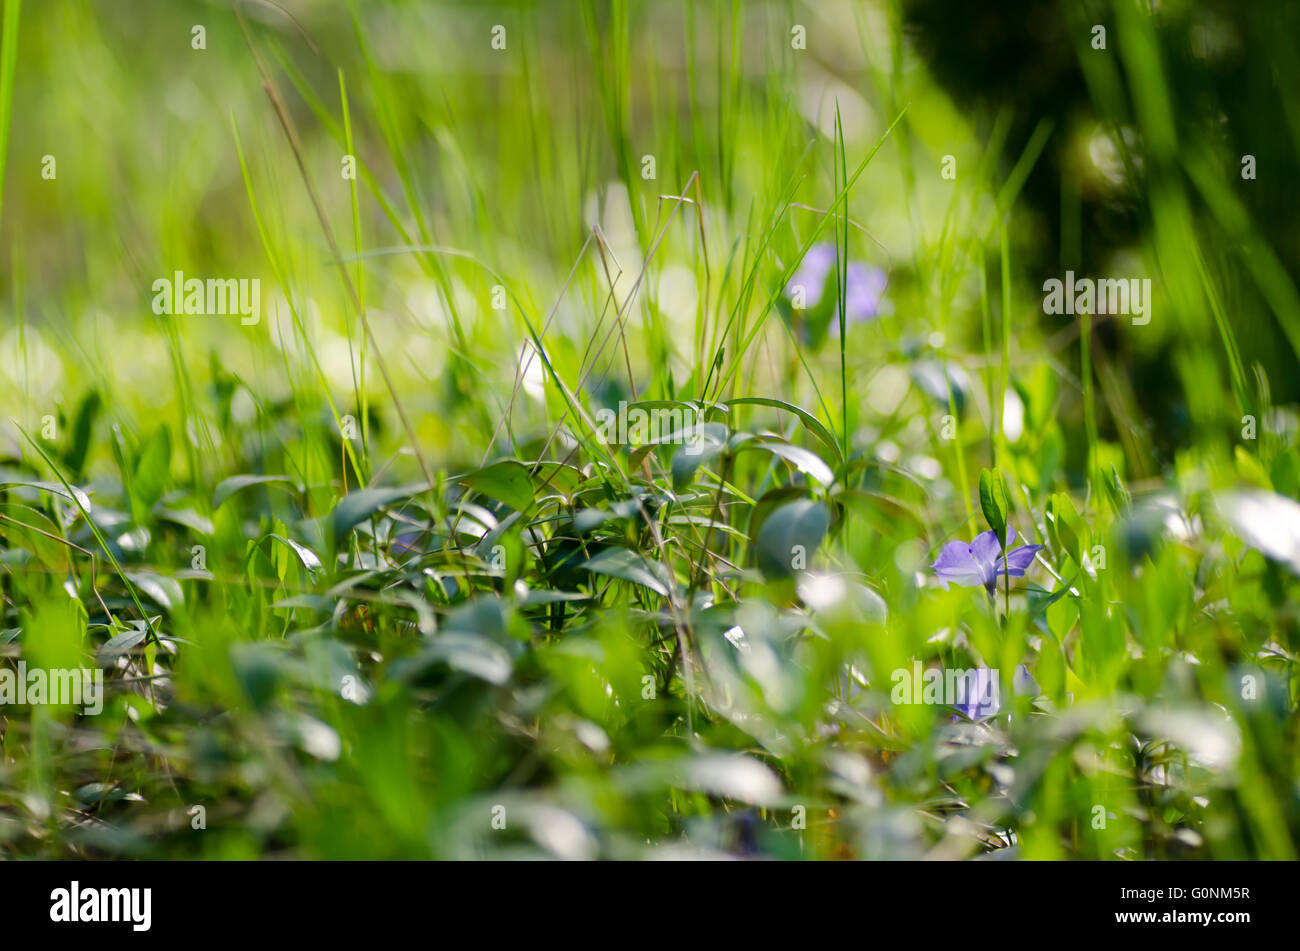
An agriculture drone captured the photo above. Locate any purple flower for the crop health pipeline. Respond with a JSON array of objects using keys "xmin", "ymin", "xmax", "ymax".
[
  {"xmin": 952, "ymin": 667, "xmax": 1001, "ymax": 720},
  {"xmin": 951, "ymin": 664, "xmax": 1040, "ymax": 720},
  {"xmin": 785, "ymin": 243, "xmax": 886, "ymax": 324},
  {"xmin": 931, "ymin": 527, "xmax": 1043, "ymax": 593},
  {"xmin": 787, "ymin": 244, "xmax": 836, "ymax": 306},
  {"xmin": 838, "ymin": 263, "xmax": 888, "ymax": 328}
]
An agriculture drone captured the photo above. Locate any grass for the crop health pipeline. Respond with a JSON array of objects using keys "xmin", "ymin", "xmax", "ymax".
[{"xmin": 0, "ymin": 0, "xmax": 1296, "ymax": 860}]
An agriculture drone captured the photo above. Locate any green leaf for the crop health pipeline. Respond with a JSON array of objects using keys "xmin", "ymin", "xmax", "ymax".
[
  {"xmin": 229, "ymin": 643, "xmax": 284, "ymax": 711},
  {"xmin": 213, "ymin": 474, "xmax": 297, "ymax": 510},
  {"xmin": 1103, "ymin": 463, "xmax": 1131, "ymax": 512},
  {"xmin": 330, "ymin": 483, "xmax": 428, "ymax": 542},
  {"xmin": 979, "ymin": 468, "xmax": 1009, "ymax": 543},
  {"xmin": 910, "ymin": 359, "xmax": 968, "ymax": 414},
  {"xmin": 726, "ymin": 397, "xmax": 843, "ymax": 464},
  {"xmin": 0, "ymin": 501, "xmax": 70, "ymax": 574},
  {"xmin": 131, "ymin": 425, "xmax": 172, "ymax": 520},
  {"xmin": 742, "ymin": 441, "xmax": 834, "ymax": 486},
  {"xmin": 268, "ymin": 533, "xmax": 324, "ymax": 580},
  {"xmin": 835, "ymin": 489, "xmax": 927, "ymax": 540},
  {"xmin": 424, "ymin": 633, "xmax": 513, "ymax": 685},
  {"xmin": 517, "ymin": 588, "xmax": 589, "ymax": 607},
  {"xmin": 62, "ymin": 390, "xmax": 102, "ymax": 480},
  {"xmin": 1046, "ymin": 492, "xmax": 1085, "ymax": 565},
  {"xmin": 457, "ymin": 460, "xmax": 534, "ymax": 512},
  {"xmin": 125, "ymin": 570, "xmax": 184, "ymax": 611},
  {"xmin": 747, "ymin": 486, "xmax": 809, "ymax": 545},
  {"xmin": 527, "ymin": 461, "xmax": 585, "ymax": 495},
  {"xmin": 97, "ymin": 623, "xmax": 148, "ymax": 665},
  {"xmin": 156, "ymin": 507, "xmax": 215, "ymax": 535},
  {"xmin": 582, "ymin": 548, "xmax": 675, "ymax": 597},
  {"xmin": 0, "ymin": 480, "xmax": 92, "ymax": 512},
  {"xmin": 755, "ymin": 498, "xmax": 830, "ymax": 578},
  {"xmin": 670, "ymin": 423, "xmax": 728, "ymax": 490}
]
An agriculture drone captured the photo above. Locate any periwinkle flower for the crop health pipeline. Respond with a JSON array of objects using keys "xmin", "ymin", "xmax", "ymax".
[
  {"xmin": 952, "ymin": 667, "xmax": 1001, "ymax": 720},
  {"xmin": 951, "ymin": 663, "xmax": 1041, "ymax": 720},
  {"xmin": 931, "ymin": 527, "xmax": 1043, "ymax": 594},
  {"xmin": 785, "ymin": 243, "xmax": 886, "ymax": 325},
  {"xmin": 838, "ymin": 263, "xmax": 888, "ymax": 328},
  {"xmin": 787, "ymin": 243, "xmax": 836, "ymax": 306}
]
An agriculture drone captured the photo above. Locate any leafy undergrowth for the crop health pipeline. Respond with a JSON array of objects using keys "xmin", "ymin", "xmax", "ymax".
[{"xmin": 1, "ymin": 386, "xmax": 1298, "ymax": 859}]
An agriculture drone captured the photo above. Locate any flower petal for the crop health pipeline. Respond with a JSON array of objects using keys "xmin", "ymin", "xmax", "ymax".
[
  {"xmin": 999, "ymin": 543, "xmax": 1044, "ymax": 577},
  {"xmin": 786, "ymin": 244, "xmax": 837, "ymax": 308},
  {"xmin": 968, "ymin": 530, "xmax": 1004, "ymax": 577},
  {"xmin": 1013, "ymin": 664, "xmax": 1040, "ymax": 697},
  {"xmin": 953, "ymin": 667, "xmax": 1001, "ymax": 719},
  {"xmin": 930, "ymin": 540, "xmax": 985, "ymax": 589},
  {"xmin": 844, "ymin": 263, "xmax": 887, "ymax": 323}
]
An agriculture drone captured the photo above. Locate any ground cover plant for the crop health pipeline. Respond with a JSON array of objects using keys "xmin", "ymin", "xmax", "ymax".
[{"xmin": 0, "ymin": 0, "xmax": 1297, "ymax": 860}]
